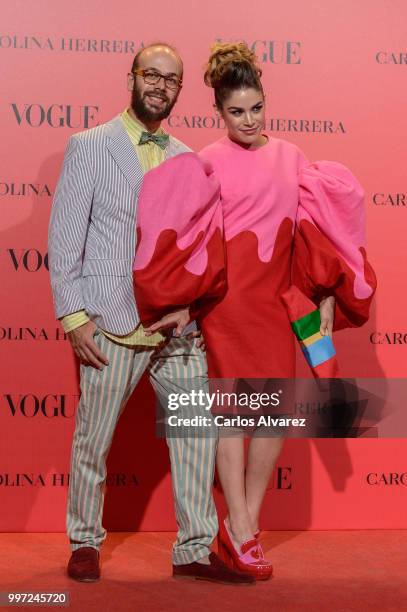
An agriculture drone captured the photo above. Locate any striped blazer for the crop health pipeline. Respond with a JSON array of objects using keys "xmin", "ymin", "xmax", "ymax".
[{"xmin": 48, "ymin": 114, "xmax": 193, "ymax": 335}]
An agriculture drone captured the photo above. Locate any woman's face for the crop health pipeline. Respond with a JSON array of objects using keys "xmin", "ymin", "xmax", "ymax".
[{"xmin": 220, "ymin": 87, "xmax": 265, "ymax": 147}]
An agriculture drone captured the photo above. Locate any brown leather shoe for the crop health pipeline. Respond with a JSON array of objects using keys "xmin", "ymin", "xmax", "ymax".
[
  {"xmin": 173, "ymin": 552, "xmax": 255, "ymax": 585},
  {"xmin": 67, "ymin": 547, "xmax": 100, "ymax": 582}
]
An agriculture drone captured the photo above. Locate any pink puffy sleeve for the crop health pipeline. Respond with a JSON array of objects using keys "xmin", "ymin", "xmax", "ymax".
[
  {"xmin": 133, "ymin": 152, "xmax": 227, "ymax": 325},
  {"xmin": 281, "ymin": 158, "xmax": 377, "ymax": 377}
]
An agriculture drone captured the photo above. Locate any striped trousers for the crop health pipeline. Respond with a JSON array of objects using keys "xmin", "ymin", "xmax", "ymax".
[{"xmin": 67, "ymin": 329, "xmax": 218, "ymax": 564}]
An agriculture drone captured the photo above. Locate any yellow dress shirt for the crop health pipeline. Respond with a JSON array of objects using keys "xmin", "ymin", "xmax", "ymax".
[{"xmin": 61, "ymin": 109, "xmax": 168, "ymax": 346}]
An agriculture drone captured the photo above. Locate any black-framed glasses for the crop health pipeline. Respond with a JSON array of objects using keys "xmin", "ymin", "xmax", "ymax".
[{"xmin": 133, "ymin": 68, "xmax": 182, "ymax": 91}]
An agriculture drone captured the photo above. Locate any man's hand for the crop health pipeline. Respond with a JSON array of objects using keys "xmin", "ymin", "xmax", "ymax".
[
  {"xmin": 144, "ymin": 308, "xmax": 190, "ymax": 337},
  {"xmin": 319, "ymin": 296, "xmax": 335, "ymax": 337},
  {"xmin": 68, "ymin": 321, "xmax": 109, "ymax": 370}
]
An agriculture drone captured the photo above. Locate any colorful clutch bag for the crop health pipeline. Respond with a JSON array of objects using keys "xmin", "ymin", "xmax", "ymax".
[{"xmin": 281, "ymin": 285, "xmax": 339, "ymax": 378}]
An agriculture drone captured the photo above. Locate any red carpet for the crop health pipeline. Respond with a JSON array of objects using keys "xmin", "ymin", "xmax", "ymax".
[{"xmin": 0, "ymin": 531, "xmax": 406, "ymax": 611}]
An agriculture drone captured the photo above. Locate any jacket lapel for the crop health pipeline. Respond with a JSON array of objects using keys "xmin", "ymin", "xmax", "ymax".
[{"xmin": 105, "ymin": 115, "xmax": 144, "ymax": 191}]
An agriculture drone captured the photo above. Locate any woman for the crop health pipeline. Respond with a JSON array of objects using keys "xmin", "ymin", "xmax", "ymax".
[
  {"xmin": 133, "ymin": 42, "xmax": 376, "ymax": 581},
  {"xmin": 196, "ymin": 42, "xmax": 376, "ymax": 579}
]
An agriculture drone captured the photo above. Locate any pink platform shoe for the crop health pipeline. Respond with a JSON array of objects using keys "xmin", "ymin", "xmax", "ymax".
[{"xmin": 217, "ymin": 520, "xmax": 273, "ymax": 580}]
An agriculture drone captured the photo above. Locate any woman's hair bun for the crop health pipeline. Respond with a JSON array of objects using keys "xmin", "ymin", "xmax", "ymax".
[{"xmin": 204, "ymin": 41, "xmax": 262, "ymax": 88}]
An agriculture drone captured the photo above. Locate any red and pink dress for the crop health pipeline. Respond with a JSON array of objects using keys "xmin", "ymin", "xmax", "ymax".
[{"xmin": 133, "ymin": 135, "xmax": 376, "ymax": 379}]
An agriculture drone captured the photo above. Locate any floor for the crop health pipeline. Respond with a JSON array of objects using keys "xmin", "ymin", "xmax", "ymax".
[{"xmin": 0, "ymin": 531, "xmax": 406, "ymax": 611}]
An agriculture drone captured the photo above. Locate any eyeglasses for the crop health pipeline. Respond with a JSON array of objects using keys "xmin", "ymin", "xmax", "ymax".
[{"xmin": 133, "ymin": 68, "xmax": 182, "ymax": 91}]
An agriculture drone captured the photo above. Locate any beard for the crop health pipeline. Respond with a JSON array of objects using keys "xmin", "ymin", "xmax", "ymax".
[{"xmin": 130, "ymin": 85, "xmax": 178, "ymax": 123}]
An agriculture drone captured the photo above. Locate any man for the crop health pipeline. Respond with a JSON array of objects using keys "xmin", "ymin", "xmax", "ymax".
[{"xmin": 48, "ymin": 42, "xmax": 253, "ymax": 585}]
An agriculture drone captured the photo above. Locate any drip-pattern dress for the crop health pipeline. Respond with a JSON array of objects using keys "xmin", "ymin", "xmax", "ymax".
[{"xmin": 133, "ymin": 135, "xmax": 376, "ymax": 379}]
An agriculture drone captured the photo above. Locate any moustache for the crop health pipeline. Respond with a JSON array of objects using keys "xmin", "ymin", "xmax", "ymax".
[{"xmin": 144, "ymin": 91, "xmax": 169, "ymax": 103}]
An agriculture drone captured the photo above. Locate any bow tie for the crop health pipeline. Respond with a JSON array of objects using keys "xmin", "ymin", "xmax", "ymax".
[{"xmin": 139, "ymin": 131, "xmax": 169, "ymax": 150}]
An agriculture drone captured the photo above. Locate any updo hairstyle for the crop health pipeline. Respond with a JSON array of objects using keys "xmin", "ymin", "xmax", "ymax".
[{"xmin": 204, "ymin": 42, "xmax": 263, "ymax": 110}]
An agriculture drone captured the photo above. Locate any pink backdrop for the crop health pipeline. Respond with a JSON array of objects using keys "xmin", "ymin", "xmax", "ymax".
[{"xmin": 1, "ymin": 0, "xmax": 406, "ymax": 532}]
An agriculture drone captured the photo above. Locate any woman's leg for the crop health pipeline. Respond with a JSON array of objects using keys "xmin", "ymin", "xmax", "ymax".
[
  {"xmin": 245, "ymin": 437, "xmax": 284, "ymax": 533},
  {"xmin": 216, "ymin": 435, "xmax": 254, "ymax": 547}
]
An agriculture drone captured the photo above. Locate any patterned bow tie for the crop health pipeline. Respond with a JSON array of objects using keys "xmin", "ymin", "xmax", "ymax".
[{"xmin": 139, "ymin": 131, "xmax": 170, "ymax": 150}]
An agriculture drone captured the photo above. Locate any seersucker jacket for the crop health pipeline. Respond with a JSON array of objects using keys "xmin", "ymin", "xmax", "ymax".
[{"xmin": 48, "ymin": 114, "xmax": 195, "ymax": 335}]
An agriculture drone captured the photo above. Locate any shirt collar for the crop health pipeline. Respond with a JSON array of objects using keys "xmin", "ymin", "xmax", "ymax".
[{"xmin": 121, "ymin": 107, "xmax": 166, "ymax": 139}]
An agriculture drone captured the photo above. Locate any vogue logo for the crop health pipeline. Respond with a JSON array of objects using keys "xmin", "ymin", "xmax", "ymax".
[
  {"xmin": 168, "ymin": 115, "xmax": 345, "ymax": 134},
  {"xmin": 367, "ymin": 472, "xmax": 407, "ymax": 485},
  {"xmin": 0, "ymin": 34, "xmax": 143, "ymax": 54},
  {"xmin": 372, "ymin": 193, "xmax": 406, "ymax": 207},
  {"xmin": 10, "ymin": 104, "xmax": 99, "ymax": 128},
  {"xmin": 0, "ymin": 327, "xmax": 66, "ymax": 341},
  {"xmin": 0, "ymin": 473, "xmax": 140, "ymax": 486},
  {"xmin": 0, "ymin": 183, "xmax": 52, "ymax": 197},
  {"xmin": 267, "ymin": 466, "xmax": 292, "ymax": 490},
  {"xmin": 370, "ymin": 332, "xmax": 407, "ymax": 344},
  {"xmin": 2, "ymin": 394, "xmax": 79, "ymax": 417},
  {"xmin": 6, "ymin": 249, "xmax": 48, "ymax": 271},
  {"xmin": 216, "ymin": 38, "xmax": 302, "ymax": 64},
  {"xmin": 375, "ymin": 51, "xmax": 407, "ymax": 65}
]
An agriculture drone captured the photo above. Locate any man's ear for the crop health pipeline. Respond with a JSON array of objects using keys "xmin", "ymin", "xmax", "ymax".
[{"xmin": 127, "ymin": 73, "xmax": 134, "ymax": 92}]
